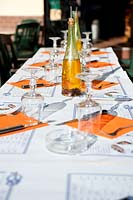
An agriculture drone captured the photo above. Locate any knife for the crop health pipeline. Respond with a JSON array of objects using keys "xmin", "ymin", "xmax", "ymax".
[
  {"xmin": 90, "ymin": 60, "xmax": 98, "ymax": 63},
  {"xmin": 21, "ymin": 83, "xmax": 45, "ymax": 89},
  {"xmin": 55, "ymin": 111, "xmax": 100, "ymax": 125},
  {"xmin": 56, "ymin": 119, "xmax": 78, "ymax": 125},
  {"xmin": 0, "ymin": 122, "xmax": 40, "ymax": 134},
  {"xmin": 92, "ymin": 48, "xmax": 100, "ymax": 52}
]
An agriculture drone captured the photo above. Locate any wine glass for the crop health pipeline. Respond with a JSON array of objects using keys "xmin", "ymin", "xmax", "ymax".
[
  {"xmin": 76, "ymin": 71, "xmax": 102, "ymax": 135},
  {"xmin": 79, "ymin": 38, "xmax": 89, "ymax": 71},
  {"xmin": 45, "ymin": 124, "xmax": 97, "ymax": 155},
  {"xmin": 21, "ymin": 66, "xmax": 44, "ymax": 121},
  {"xmin": 49, "ymin": 36, "xmax": 61, "ymax": 56},
  {"xmin": 45, "ymin": 37, "xmax": 61, "ymax": 83},
  {"xmin": 60, "ymin": 30, "xmax": 68, "ymax": 49},
  {"xmin": 44, "ymin": 64, "xmax": 61, "ymax": 84},
  {"xmin": 45, "ymin": 73, "xmax": 100, "ymax": 155},
  {"xmin": 49, "ymin": 37, "xmax": 60, "ymax": 69},
  {"xmin": 82, "ymin": 32, "xmax": 93, "ymax": 55}
]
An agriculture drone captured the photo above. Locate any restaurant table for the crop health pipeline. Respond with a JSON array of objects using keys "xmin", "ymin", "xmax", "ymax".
[{"xmin": 0, "ymin": 47, "xmax": 133, "ymax": 200}]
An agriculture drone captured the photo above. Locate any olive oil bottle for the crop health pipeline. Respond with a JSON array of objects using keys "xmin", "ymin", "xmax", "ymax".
[{"xmin": 62, "ymin": 17, "xmax": 82, "ymax": 96}]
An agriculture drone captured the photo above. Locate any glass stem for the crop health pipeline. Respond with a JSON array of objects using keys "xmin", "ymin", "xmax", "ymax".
[
  {"xmin": 30, "ymin": 73, "xmax": 36, "ymax": 96},
  {"xmin": 53, "ymin": 40, "xmax": 57, "ymax": 49},
  {"xmin": 86, "ymin": 81, "xmax": 92, "ymax": 100}
]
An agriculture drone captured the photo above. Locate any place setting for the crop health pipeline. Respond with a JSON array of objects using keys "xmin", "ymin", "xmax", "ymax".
[
  {"xmin": 8, "ymin": 60, "xmax": 61, "ymax": 94},
  {"xmin": 0, "ymin": 65, "xmax": 59, "ymax": 136}
]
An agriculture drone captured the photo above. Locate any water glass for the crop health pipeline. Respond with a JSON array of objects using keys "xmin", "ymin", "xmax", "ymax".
[
  {"xmin": 21, "ymin": 94, "xmax": 44, "ymax": 121},
  {"xmin": 44, "ymin": 64, "xmax": 61, "ymax": 83},
  {"xmin": 76, "ymin": 102, "xmax": 101, "ymax": 135}
]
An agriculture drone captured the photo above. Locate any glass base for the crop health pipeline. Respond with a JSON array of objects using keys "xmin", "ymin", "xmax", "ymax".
[{"xmin": 45, "ymin": 126, "xmax": 97, "ymax": 155}]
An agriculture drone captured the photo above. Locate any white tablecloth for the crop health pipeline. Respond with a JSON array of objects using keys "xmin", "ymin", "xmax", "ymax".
[{"xmin": 0, "ymin": 47, "xmax": 133, "ymax": 200}]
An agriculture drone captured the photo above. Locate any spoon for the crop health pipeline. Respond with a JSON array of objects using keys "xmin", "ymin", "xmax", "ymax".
[
  {"xmin": 102, "ymin": 102, "xmax": 120, "ymax": 116},
  {"xmin": 102, "ymin": 96, "xmax": 132, "ymax": 115},
  {"xmin": 104, "ymin": 124, "xmax": 133, "ymax": 136}
]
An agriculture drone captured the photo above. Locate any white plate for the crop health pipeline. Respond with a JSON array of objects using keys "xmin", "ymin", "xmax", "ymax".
[{"xmin": 0, "ymin": 103, "xmax": 20, "ymax": 115}]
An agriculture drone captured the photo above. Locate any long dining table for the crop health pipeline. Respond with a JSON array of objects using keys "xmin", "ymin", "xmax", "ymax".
[{"xmin": 0, "ymin": 47, "xmax": 133, "ymax": 200}]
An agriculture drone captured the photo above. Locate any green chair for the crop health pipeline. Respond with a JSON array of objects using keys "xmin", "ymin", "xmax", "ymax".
[
  {"xmin": 21, "ymin": 19, "xmax": 40, "ymax": 24},
  {"xmin": 14, "ymin": 21, "xmax": 41, "ymax": 59},
  {"xmin": 113, "ymin": 45, "xmax": 133, "ymax": 82},
  {"xmin": 125, "ymin": 48, "xmax": 133, "ymax": 81}
]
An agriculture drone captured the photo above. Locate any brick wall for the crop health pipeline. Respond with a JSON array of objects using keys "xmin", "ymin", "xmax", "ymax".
[{"xmin": 0, "ymin": 16, "xmax": 44, "ymax": 33}]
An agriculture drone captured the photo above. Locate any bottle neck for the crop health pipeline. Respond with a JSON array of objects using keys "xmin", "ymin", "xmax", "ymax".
[
  {"xmin": 75, "ymin": 17, "xmax": 81, "ymax": 39},
  {"xmin": 73, "ymin": 11, "xmax": 81, "ymax": 39},
  {"xmin": 72, "ymin": 11, "xmax": 82, "ymax": 51},
  {"xmin": 64, "ymin": 19, "xmax": 79, "ymax": 60}
]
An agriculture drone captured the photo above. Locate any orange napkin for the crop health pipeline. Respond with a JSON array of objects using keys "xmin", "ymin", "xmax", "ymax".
[
  {"xmin": 86, "ymin": 61, "xmax": 115, "ymax": 68},
  {"xmin": 30, "ymin": 61, "xmax": 62, "ymax": 68},
  {"xmin": 41, "ymin": 51, "xmax": 50, "ymax": 55},
  {"xmin": 101, "ymin": 114, "xmax": 133, "ymax": 138},
  {"xmin": 91, "ymin": 51, "xmax": 109, "ymax": 55},
  {"xmin": 65, "ymin": 113, "xmax": 133, "ymax": 139},
  {"xmin": 30, "ymin": 60, "xmax": 50, "ymax": 67},
  {"xmin": 0, "ymin": 112, "xmax": 48, "ymax": 137},
  {"xmin": 41, "ymin": 51, "xmax": 64, "ymax": 55},
  {"xmin": 92, "ymin": 80, "xmax": 118, "ymax": 90},
  {"xmin": 9, "ymin": 79, "xmax": 59, "ymax": 89}
]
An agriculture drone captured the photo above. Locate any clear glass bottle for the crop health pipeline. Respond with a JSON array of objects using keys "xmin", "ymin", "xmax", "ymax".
[
  {"xmin": 62, "ymin": 17, "xmax": 82, "ymax": 96},
  {"xmin": 72, "ymin": 10, "xmax": 82, "ymax": 52}
]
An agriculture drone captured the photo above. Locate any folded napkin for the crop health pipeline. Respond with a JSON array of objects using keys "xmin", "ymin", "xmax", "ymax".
[
  {"xmin": 30, "ymin": 60, "xmax": 50, "ymax": 67},
  {"xmin": 101, "ymin": 114, "xmax": 133, "ymax": 138},
  {"xmin": 0, "ymin": 112, "xmax": 48, "ymax": 137},
  {"xmin": 30, "ymin": 61, "xmax": 62, "ymax": 68},
  {"xmin": 92, "ymin": 80, "xmax": 118, "ymax": 90},
  {"xmin": 9, "ymin": 79, "xmax": 59, "ymax": 89},
  {"xmin": 86, "ymin": 61, "xmax": 115, "ymax": 68},
  {"xmin": 65, "ymin": 113, "xmax": 133, "ymax": 139},
  {"xmin": 41, "ymin": 51, "xmax": 50, "ymax": 55},
  {"xmin": 91, "ymin": 51, "xmax": 109, "ymax": 55}
]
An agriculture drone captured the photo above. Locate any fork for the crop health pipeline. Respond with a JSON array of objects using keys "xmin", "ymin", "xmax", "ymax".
[{"xmin": 104, "ymin": 124, "xmax": 133, "ymax": 136}]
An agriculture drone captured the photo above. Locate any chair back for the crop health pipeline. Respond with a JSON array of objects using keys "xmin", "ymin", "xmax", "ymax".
[
  {"xmin": 14, "ymin": 21, "xmax": 40, "ymax": 58},
  {"xmin": 0, "ymin": 34, "xmax": 18, "ymax": 85},
  {"xmin": 21, "ymin": 19, "xmax": 40, "ymax": 24}
]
